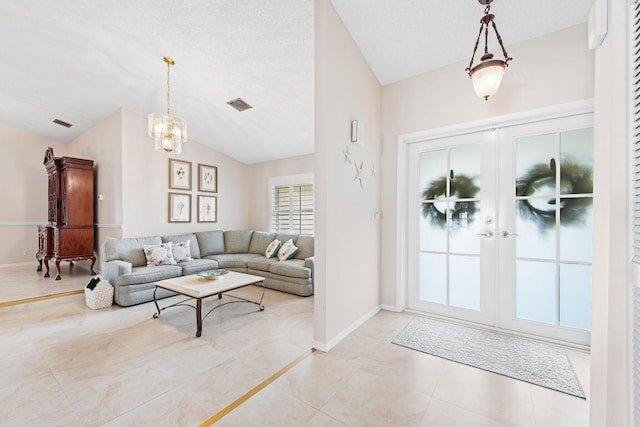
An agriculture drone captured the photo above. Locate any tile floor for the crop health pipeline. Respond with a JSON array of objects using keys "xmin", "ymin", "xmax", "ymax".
[{"xmin": 1, "ymin": 264, "xmax": 590, "ymax": 426}]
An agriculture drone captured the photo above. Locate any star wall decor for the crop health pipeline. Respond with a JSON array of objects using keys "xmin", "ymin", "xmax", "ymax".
[
  {"xmin": 354, "ymin": 161, "xmax": 367, "ymax": 188},
  {"xmin": 343, "ymin": 145, "xmax": 353, "ymax": 164},
  {"xmin": 371, "ymin": 164, "xmax": 376, "ymax": 177}
]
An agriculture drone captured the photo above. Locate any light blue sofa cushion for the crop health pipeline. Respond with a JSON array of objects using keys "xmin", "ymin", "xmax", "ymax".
[
  {"xmin": 196, "ymin": 230, "xmax": 224, "ymax": 256},
  {"xmin": 118, "ymin": 265, "xmax": 182, "ymax": 286},
  {"xmin": 248, "ymin": 231, "xmax": 277, "ymax": 255},
  {"xmin": 103, "ymin": 236, "xmax": 162, "ymax": 267},
  {"xmin": 206, "ymin": 253, "xmax": 260, "ymax": 268},
  {"xmin": 162, "ymin": 233, "xmax": 201, "ymax": 259},
  {"xmin": 224, "ymin": 230, "xmax": 253, "ymax": 253},
  {"xmin": 180, "ymin": 259, "xmax": 219, "ymax": 275},
  {"xmin": 293, "ymin": 235, "xmax": 314, "ymax": 260},
  {"xmin": 276, "ymin": 233, "xmax": 298, "ymax": 244},
  {"xmin": 247, "ymin": 256, "xmax": 279, "ymax": 272},
  {"xmin": 270, "ymin": 259, "xmax": 311, "ymax": 279}
]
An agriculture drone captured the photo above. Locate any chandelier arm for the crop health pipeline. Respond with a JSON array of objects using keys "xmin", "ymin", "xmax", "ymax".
[
  {"xmin": 491, "ymin": 20, "xmax": 512, "ymax": 63},
  {"xmin": 466, "ymin": 23, "xmax": 485, "ymax": 73},
  {"xmin": 483, "ymin": 22, "xmax": 490, "ymax": 56}
]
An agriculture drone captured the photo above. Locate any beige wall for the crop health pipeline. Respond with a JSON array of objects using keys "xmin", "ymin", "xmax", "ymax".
[
  {"xmin": 0, "ymin": 124, "xmax": 67, "ymax": 264},
  {"xmin": 118, "ymin": 109, "xmax": 251, "ymax": 237},
  {"xmin": 248, "ymin": 154, "xmax": 315, "ymax": 231},
  {"xmin": 315, "ymin": 0, "xmax": 382, "ymax": 349},
  {"xmin": 70, "ymin": 109, "xmax": 124, "ymax": 251},
  {"xmin": 0, "ymin": 107, "xmax": 314, "ymax": 268},
  {"xmin": 380, "ymin": 23, "xmax": 595, "ymax": 307},
  {"xmin": 590, "ymin": 0, "xmax": 629, "ymax": 424}
]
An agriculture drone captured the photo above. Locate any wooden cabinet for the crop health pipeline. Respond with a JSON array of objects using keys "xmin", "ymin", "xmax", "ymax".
[{"xmin": 36, "ymin": 147, "xmax": 96, "ymax": 280}]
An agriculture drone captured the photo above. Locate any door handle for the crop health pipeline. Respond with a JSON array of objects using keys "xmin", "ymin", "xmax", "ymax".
[
  {"xmin": 476, "ymin": 231, "xmax": 494, "ymax": 238},
  {"xmin": 500, "ymin": 231, "xmax": 518, "ymax": 238}
]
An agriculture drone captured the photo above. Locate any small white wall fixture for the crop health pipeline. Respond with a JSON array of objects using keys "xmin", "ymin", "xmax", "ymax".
[{"xmin": 588, "ymin": 0, "xmax": 608, "ymax": 49}]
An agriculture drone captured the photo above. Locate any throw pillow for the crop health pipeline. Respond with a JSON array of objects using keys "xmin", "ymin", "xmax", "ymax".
[
  {"xmin": 172, "ymin": 240, "xmax": 193, "ymax": 263},
  {"xmin": 265, "ymin": 239, "xmax": 282, "ymax": 259},
  {"xmin": 277, "ymin": 239, "xmax": 299, "ymax": 261},
  {"xmin": 143, "ymin": 242, "xmax": 177, "ymax": 266}
]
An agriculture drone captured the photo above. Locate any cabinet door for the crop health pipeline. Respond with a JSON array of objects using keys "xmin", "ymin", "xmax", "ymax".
[{"xmin": 64, "ymin": 168, "xmax": 94, "ymax": 226}]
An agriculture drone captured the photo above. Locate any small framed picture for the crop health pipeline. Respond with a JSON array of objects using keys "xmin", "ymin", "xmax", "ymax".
[
  {"xmin": 168, "ymin": 193, "xmax": 191, "ymax": 223},
  {"xmin": 197, "ymin": 195, "xmax": 217, "ymax": 223},
  {"xmin": 169, "ymin": 159, "xmax": 192, "ymax": 190},
  {"xmin": 198, "ymin": 164, "xmax": 218, "ymax": 193}
]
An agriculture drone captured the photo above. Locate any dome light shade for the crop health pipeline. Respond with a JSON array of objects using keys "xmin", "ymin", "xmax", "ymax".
[
  {"xmin": 465, "ymin": 0, "xmax": 512, "ymax": 101},
  {"xmin": 470, "ymin": 59, "xmax": 506, "ymax": 100}
]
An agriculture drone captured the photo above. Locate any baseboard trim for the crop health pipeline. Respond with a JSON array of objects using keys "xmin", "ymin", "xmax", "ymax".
[
  {"xmin": 381, "ymin": 304, "xmax": 402, "ymax": 312},
  {"xmin": 313, "ymin": 304, "xmax": 381, "ymax": 352}
]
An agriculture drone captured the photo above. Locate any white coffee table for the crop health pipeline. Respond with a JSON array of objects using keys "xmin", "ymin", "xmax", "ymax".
[{"xmin": 152, "ymin": 270, "xmax": 265, "ymax": 337}]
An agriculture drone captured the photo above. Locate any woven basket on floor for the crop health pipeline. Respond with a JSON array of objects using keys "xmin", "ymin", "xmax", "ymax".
[{"xmin": 85, "ymin": 279, "xmax": 114, "ymax": 310}]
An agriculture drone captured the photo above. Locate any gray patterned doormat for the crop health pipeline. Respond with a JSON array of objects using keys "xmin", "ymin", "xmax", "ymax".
[{"xmin": 392, "ymin": 316, "xmax": 585, "ymax": 398}]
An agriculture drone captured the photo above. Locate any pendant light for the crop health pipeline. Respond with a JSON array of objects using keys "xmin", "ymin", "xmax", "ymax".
[
  {"xmin": 465, "ymin": 0, "xmax": 513, "ymax": 100},
  {"xmin": 148, "ymin": 56, "xmax": 187, "ymax": 154}
]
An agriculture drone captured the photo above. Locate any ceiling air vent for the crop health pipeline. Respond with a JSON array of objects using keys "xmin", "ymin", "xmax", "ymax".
[
  {"xmin": 53, "ymin": 119, "xmax": 72, "ymax": 128},
  {"xmin": 226, "ymin": 98, "xmax": 252, "ymax": 112}
]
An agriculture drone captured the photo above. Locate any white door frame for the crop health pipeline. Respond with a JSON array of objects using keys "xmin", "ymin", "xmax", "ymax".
[{"xmin": 395, "ymin": 99, "xmax": 594, "ymax": 317}]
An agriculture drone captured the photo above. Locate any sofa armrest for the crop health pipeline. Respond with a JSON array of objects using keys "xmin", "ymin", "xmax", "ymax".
[
  {"xmin": 101, "ymin": 260, "xmax": 132, "ymax": 285},
  {"xmin": 304, "ymin": 256, "xmax": 314, "ymax": 276}
]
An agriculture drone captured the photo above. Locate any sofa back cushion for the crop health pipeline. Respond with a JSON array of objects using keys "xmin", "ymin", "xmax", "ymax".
[
  {"xmin": 276, "ymin": 233, "xmax": 298, "ymax": 245},
  {"xmin": 294, "ymin": 235, "xmax": 314, "ymax": 260},
  {"xmin": 196, "ymin": 230, "xmax": 225, "ymax": 257},
  {"xmin": 103, "ymin": 236, "xmax": 162, "ymax": 267},
  {"xmin": 161, "ymin": 233, "xmax": 201, "ymax": 259},
  {"xmin": 224, "ymin": 230, "xmax": 253, "ymax": 253},
  {"xmin": 248, "ymin": 231, "xmax": 277, "ymax": 254}
]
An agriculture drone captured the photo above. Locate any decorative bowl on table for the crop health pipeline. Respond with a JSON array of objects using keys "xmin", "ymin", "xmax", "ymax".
[{"xmin": 197, "ymin": 270, "xmax": 229, "ymax": 280}]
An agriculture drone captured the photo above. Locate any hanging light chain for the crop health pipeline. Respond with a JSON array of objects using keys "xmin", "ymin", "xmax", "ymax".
[
  {"xmin": 466, "ymin": 24, "xmax": 484, "ymax": 74},
  {"xmin": 465, "ymin": 1, "xmax": 512, "ymax": 75},
  {"xmin": 166, "ymin": 58, "xmax": 171, "ymax": 115},
  {"xmin": 491, "ymin": 20, "xmax": 512, "ymax": 65}
]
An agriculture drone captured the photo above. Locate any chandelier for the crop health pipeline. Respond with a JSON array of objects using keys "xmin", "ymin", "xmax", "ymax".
[
  {"xmin": 465, "ymin": 0, "xmax": 512, "ymax": 100},
  {"xmin": 148, "ymin": 56, "xmax": 187, "ymax": 154}
]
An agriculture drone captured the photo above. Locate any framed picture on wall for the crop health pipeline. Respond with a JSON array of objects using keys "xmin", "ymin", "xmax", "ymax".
[
  {"xmin": 197, "ymin": 195, "xmax": 217, "ymax": 223},
  {"xmin": 198, "ymin": 163, "xmax": 217, "ymax": 193},
  {"xmin": 169, "ymin": 158, "xmax": 192, "ymax": 190},
  {"xmin": 168, "ymin": 193, "xmax": 191, "ymax": 223}
]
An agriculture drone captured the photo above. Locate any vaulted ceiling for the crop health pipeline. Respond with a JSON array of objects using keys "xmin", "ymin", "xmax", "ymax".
[{"xmin": 0, "ymin": 0, "xmax": 592, "ymax": 164}]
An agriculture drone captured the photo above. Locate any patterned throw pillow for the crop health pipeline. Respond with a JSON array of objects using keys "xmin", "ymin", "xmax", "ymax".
[
  {"xmin": 265, "ymin": 239, "xmax": 282, "ymax": 258},
  {"xmin": 172, "ymin": 241, "xmax": 193, "ymax": 263},
  {"xmin": 143, "ymin": 242, "xmax": 177, "ymax": 266},
  {"xmin": 277, "ymin": 239, "xmax": 299, "ymax": 261}
]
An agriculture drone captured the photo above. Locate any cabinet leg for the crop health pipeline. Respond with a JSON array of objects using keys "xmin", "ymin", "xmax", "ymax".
[
  {"xmin": 43, "ymin": 259, "xmax": 50, "ymax": 278},
  {"xmin": 54, "ymin": 260, "xmax": 62, "ymax": 280},
  {"xmin": 89, "ymin": 256, "xmax": 97, "ymax": 276}
]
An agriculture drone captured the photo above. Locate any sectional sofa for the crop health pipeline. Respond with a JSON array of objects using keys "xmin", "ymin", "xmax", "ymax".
[{"xmin": 100, "ymin": 230, "xmax": 314, "ymax": 307}]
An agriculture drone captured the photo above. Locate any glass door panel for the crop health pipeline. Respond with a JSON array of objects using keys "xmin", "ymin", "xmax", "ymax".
[{"xmin": 498, "ymin": 114, "xmax": 593, "ymax": 345}]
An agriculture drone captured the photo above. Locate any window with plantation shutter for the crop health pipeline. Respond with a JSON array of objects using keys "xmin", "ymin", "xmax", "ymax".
[
  {"xmin": 269, "ymin": 173, "xmax": 314, "ymax": 235},
  {"xmin": 631, "ymin": 1, "xmax": 640, "ymax": 424}
]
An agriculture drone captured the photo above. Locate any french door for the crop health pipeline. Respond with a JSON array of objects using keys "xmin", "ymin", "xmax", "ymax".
[
  {"xmin": 406, "ymin": 112, "xmax": 593, "ymax": 346},
  {"xmin": 407, "ymin": 131, "xmax": 497, "ymax": 326}
]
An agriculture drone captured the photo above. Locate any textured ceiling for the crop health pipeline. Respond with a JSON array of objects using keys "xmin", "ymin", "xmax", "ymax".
[
  {"xmin": 0, "ymin": 0, "xmax": 315, "ymax": 164},
  {"xmin": 331, "ymin": 0, "xmax": 594, "ymax": 85},
  {"xmin": 0, "ymin": 1, "xmax": 593, "ymax": 164}
]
